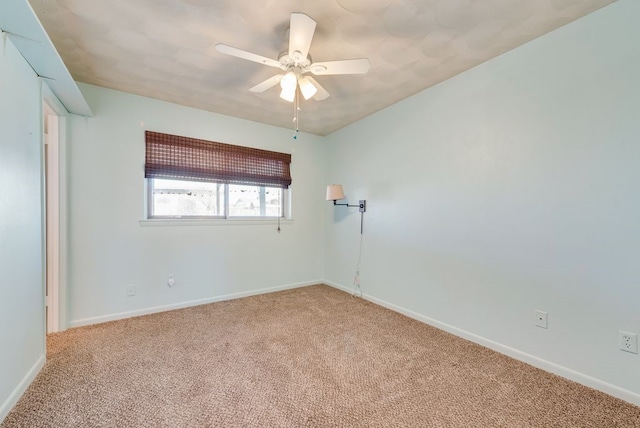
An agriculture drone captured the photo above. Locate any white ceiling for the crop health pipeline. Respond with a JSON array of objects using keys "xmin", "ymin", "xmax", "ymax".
[{"xmin": 29, "ymin": 0, "xmax": 615, "ymax": 136}]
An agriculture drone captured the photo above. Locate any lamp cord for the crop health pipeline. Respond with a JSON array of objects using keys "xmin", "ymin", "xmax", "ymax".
[{"xmin": 352, "ymin": 232, "xmax": 364, "ymax": 298}]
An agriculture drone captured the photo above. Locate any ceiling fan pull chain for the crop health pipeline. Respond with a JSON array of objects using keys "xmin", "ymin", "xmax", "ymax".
[{"xmin": 293, "ymin": 89, "xmax": 300, "ymax": 140}]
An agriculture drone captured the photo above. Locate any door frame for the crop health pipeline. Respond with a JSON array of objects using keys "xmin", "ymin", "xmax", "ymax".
[{"xmin": 42, "ymin": 83, "xmax": 68, "ymax": 334}]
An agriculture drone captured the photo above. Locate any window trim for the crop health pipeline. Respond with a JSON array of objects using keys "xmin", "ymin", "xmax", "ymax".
[{"xmin": 139, "ymin": 217, "xmax": 295, "ymax": 227}]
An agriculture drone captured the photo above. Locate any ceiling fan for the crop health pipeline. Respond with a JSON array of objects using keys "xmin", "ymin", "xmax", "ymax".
[{"xmin": 215, "ymin": 13, "xmax": 370, "ymax": 103}]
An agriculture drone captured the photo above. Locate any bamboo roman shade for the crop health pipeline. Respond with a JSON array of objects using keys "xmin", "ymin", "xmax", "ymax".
[{"xmin": 145, "ymin": 131, "xmax": 292, "ymax": 188}]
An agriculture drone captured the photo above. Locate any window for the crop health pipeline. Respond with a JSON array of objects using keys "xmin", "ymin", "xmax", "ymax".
[
  {"xmin": 149, "ymin": 179, "xmax": 225, "ymax": 218},
  {"xmin": 227, "ymin": 184, "xmax": 284, "ymax": 217},
  {"xmin": 145, "ymin": 131, "xmax": 290, "ymax": 219},
  {"xmin": 148, "ymin": 179, "xmax": 285, "ymax": 218}
]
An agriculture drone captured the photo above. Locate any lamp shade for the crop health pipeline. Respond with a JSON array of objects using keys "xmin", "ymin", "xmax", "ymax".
[{"xmin": 326, "ymin": 184, "xmax": 345, "ymax": 201}]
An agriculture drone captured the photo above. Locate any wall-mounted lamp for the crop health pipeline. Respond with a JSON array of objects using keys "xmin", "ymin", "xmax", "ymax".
[{"xmin": 326, "ymin": 184, "xmax": 366, "ymax": 234}]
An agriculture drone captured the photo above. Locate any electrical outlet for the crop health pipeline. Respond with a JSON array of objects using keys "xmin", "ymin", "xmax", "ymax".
[
  {"xmin": 126, "ymin": 285, "xmax": 136, "ymax": 297},
  {"xmin": 618, "ymin": 331, "xmax": 638, "ymax": 354},
  {"xmin": 534, "ymin": 310, "xmax": 548, "ymax": 329},
  {"xmin": 167, "ymin": 274, "xmax": 176, "ymax": 287}
]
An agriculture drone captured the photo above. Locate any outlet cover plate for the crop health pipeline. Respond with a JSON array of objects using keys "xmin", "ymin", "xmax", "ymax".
[
  {"xmin": 126, "ymin": 285, "xmax": 136, "ymax": 297},
  {"xmin": 534, "ymin": 310, "xmax": 548, "ymax": 329},
  {"xmin": 618, "ymin": 331, "xmax": 638, "ymax": 354}
]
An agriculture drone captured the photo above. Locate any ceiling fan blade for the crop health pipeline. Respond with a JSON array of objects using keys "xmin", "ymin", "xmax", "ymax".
[
  {"xmin": 249, "ymin": 74, "xmax": 284, "ymax": 93},
  {"xmin": 215, "ymin": 43, "xmax": 282, "ymax": 69},
  {"xmin": 289, "ymin": 13, "xmax": 316, "ymax": 62},
  {"xmin": 310, "ymin": 59, "xmax": 370, "ymax": 75},
  {"xmin": 306, "ymin": 76, "xmax": 330, "ymax": 101}
]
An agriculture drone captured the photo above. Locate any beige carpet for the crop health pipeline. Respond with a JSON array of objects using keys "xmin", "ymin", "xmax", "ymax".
[{"xmin": 2, "ymin": 284, "xmax": 639, "ymax": 427}]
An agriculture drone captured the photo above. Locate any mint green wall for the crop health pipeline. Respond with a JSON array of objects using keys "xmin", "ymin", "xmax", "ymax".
[
  {"xmin": 0, "ymin": 40, "xmax": 45, "ymax": 419},
  {"xmin": 67, "ymin": 84, "xmax": 326, "ymax": 326},
  {"xmin": 324, "ymin": 0, "xmax": 640, "ymax": 404}
]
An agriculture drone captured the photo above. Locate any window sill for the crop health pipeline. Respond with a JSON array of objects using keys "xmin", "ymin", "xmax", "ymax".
[{"xmin": 139, "ymin": 218, "xmax": 294, "ymax": 227}]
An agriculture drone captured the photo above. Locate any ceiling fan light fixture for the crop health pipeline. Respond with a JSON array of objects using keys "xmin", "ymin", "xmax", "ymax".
[
  {"xmin": 280, "ymin": 71, "xmax": 298, "ymax": 102},
  {"xmin": 298, "ymin": 76, "xmax": 317, "ymax": 100},
  {"xmin": 280, "ymin": 85, "xmax": 296, "ymax": 102},
  {"xmin": 280, "ymin": 71, "xmax": 297, "ymax": 90}
]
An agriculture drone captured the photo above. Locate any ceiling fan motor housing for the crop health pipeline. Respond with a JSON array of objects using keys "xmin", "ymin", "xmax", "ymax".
[{"xmin": 278, "ymin": 51, "xmax": 312, "ymax": 70}]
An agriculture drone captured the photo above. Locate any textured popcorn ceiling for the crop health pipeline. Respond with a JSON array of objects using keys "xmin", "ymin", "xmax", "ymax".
[{"xmin": 30, "ymin": 0, "xmax": 615, "ymax": 136}]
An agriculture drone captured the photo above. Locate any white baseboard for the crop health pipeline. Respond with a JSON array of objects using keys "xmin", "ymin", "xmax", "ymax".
[
  {"xmin": 69, "ymin": 280, "xmax": 322, "ymax": 328},
  {"xmin": 325, "ymin": 280, "xmax": 640, "ymax": 407},
  {"xmin": 0, "ymin": 354, "xmax": 45, "ymax": 424}
]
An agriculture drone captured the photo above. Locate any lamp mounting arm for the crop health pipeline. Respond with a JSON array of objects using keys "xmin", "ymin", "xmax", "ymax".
[
  {"xmin": 332, "ymin": 199, "xmax": 366, "ymax": 234},
  {"xmin": 333, "ymin": 200, "xmax": 366, "ymax": 213}
]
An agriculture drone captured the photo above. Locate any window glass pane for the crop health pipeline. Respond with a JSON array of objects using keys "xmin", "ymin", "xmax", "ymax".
[
  {"xmin": 151, "ymin": 179, "xmax": 224, "ymax": 217},
  {"xmin": 228, "ymin": 184, "xmax": 283, "ymax": 217}
]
